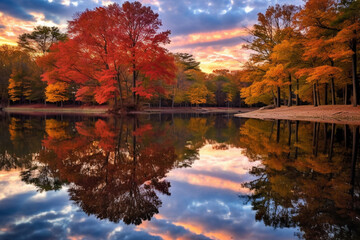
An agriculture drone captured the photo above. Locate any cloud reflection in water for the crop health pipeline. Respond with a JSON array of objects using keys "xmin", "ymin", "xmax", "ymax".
[{"xmin": 0, "ymin": 141, "xmax": 296, "ymax": 240}]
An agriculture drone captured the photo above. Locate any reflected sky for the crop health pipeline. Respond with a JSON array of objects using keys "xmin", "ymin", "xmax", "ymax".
[
  {"xmin": 0, "ymin": 140, "xmax": 297, "ymax": 240},
  {"xmin": 1, "ymin": 114, "xmax": 358, "ymax": 240}
]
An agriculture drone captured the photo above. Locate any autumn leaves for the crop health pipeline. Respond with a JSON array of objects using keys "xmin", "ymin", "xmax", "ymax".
[
  {"xmin": 3, "ymin": 0, "xmax": 359, "ymax": 110},
  {"xmin": 38, "ymin": 1, "xmax": 175, "ymax": 110},
  {"xmin": 241, "ymin": 0, "xmax": 360, "ymax": 107}
]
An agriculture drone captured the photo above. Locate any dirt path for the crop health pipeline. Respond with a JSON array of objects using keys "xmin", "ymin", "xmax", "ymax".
[{"xmin": 235, "ymin": 105, "xmax": 360, "ymax": 125}]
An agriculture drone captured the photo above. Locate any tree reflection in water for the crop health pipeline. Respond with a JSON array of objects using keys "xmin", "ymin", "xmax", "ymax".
[
  {"xmin": 1, "ymin": 114, "xmax": 359, "ymax": 239},
  {"xmin": 240, "ymin": 119, "xmax": 360, "ymax": 240},
  {"xmin": 1, "ymin": 114, "xmax": 208, "ymax": 225},
  {"xmin": 35, "ymin": 117, "xmax": 183, "ymax": 225}
]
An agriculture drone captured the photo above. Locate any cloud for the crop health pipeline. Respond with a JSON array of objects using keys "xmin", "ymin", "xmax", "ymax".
[
  {"xmin": 137, "ymin": 218, "xmax": 213, "ymax": 240},
  {"xmin": 0, "ymin": 0, "xmax": 35, "ymax": 21},
  {"xmin": 0, "ymin": 184, "xmax": 159, "ymax": 240},
  {"xmin": 0, "ymin": 11, "xmax": 67, "ymax": 46},
  {"xmin": 152, "ymin": 0, "xmax": 303, "ymax": 36},
  {"xmin": 0, "ymin": 0, "xmax": 305, "ymax": 75},
  {"xmin": 0, "ymin": 0, "xmax": 69, "ymax": 22},
  {"xmin": 170, "ymin": 27, "xmax": 248, "ymax": 48},
  {"xmin": 173, "ymin": 42, "xmax": 252, "ymax": 73}
]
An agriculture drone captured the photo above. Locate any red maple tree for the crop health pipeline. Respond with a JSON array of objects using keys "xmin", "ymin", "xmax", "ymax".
[{"xmin": 38, "ymin": 1, "xmax": 175, "ymax": 110}]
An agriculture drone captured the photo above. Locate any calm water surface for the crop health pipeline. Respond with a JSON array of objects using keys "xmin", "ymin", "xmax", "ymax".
[{"xmin": 0, "ymin": 113, "xmax": 359, "ymax": 240}]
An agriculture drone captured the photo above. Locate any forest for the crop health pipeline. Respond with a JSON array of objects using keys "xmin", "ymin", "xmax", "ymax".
[{"xmin": 0, "ymin": 0, "xmax": 359, "ymax": 110}]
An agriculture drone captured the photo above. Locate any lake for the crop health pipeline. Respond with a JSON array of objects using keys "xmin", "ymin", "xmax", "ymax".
[{"xmin": 0, "ymin": 113, "xmax": 359, "ymax": 240}]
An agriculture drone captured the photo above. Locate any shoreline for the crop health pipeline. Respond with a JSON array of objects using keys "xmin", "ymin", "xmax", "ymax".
[
  {"xmin": 2, "ymin": 106, "xmax": 108, "ymax": 115},
  {"xmin": 3, "ymin": 105, "xmax": 360, "ymax": 124},
  {"xmin": 2, "ymin": 106, "xmax": 254, "ymax": 115},
  {"xmin": 235, "ymin": 105, "xmax": 360, "ymax": 125}
]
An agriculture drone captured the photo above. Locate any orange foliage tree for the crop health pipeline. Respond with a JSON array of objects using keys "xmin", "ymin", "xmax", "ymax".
[
  {"xmin": 242, "ymin": 4, "xmax": 300, "ymax": 107},
  {"xmin": 241, "ymin": 1, "xmax": 359, "ymax": 107}
]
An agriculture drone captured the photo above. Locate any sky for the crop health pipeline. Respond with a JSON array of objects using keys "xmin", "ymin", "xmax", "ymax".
[{"xmin": 0, "ymin": 0, "xmax": 303, "ymax": 73}]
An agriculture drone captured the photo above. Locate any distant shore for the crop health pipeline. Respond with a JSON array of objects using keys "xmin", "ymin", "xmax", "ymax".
[
  {"xmin": 2, "ymin": 105, "xmax": 109, "ymax": 115},
  {"xmin": 2, "ymin": 104, "xmax": 254, "ymax": 115},
  {"xmin": 129, "ymin": 107, "xmax": 254, "ymax": 114},
  {"xmin": 235, "ymin": 105, "xmax": 360, "ymax": 125}
]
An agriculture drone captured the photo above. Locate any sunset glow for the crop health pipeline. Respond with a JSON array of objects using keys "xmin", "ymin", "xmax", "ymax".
[{"xmin": 0, "ymin": 0, "xmax": 303, "ymax": 72}]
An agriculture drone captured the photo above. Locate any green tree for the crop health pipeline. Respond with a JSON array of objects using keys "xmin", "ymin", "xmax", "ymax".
[
  {"xmin": 172, "ymin": 53, "xmax": 201, "ymax": 107},
  {"xmin": 18, "ymin": 26, "xmax": 67, "ymax": 55}
]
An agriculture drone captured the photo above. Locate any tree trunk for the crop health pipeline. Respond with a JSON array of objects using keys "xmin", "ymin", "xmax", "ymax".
[
  {"xmin": 277, "ymin": 87, "xmax": 281, "ymax": 108},
  {"xmin": 132, "ymin": 117, "xmax": 137, "ymax": 164},
  {"xmin": 315, "ymin": 121, "xmax": 320, "ymax": 156},
  {"xmin": 288, "ymin": 121, "xmax": 292, "ymax": 146},
  {"xmin": 288, "ymin": 74, "xmax": 292, "ymax": 107},
  {"xmin": 276, "ymin": 120, "xmax": 280, "ymax": 143},
  {"xmin": 344, "ymin": 124, "xmax": 348, "ymax": 148},
  {"xmin": 172, "ymin": 87, "xmax": 175, "ymax": 108},
  {"xmin": 114, "ymin": 94, "xmax": 118, "ymax": 109},
  {"xmin": 330, "ymin": 60, "xmax": 336, "ymax": 105},
  {"xmin": 317, "ymin": 82, "xmax": 321, "ymax": 105},
  {"xmin": 269, "ymin": 121, "xmax": 275, "ymax": 140},
  {"xmin": 271, "ymin": 90, "xmax": 276, "ymax": 106},
  {"xmin": 312, "ymin": 122, "xmax": 319, "ymax": 156},
  {"xmin": 116, "ymin": 74, "xmax": 123, "ymax": 109},
  {"xmin": 330, "ymin": 77, "xmax": 336, "ymax": 105},
  {"xmin": 351, "ymin": 37, "xmax": 358, "ymax": 107},
  {"xmin": 312, "ymin": 122, "xmax": 317, "ymax": 152},
  {"xmin": 324, "ymin": 83, "xmax": 328, "ymax": 105},
  {"xmin": 295, "ymin": 121, "xmax": 299, "ymax": 159},
  {"xmin": 323, "ymin": 123, "xmax": 328, "ymax": 154},
  {"xmin": 296, "ymin": 78, "xmax": 300, "ymax": 106},
  {"xmin": 344, "ymin": 84, "xmax": 349, "ymax": 105},
  {"xmin": 328, "ymin": 123, "xmax": 335, "ymax": 161},
  {"xmin": 132, "ymin": 69, "xmax": 136, "ymax": 105},
  {"xmin": 350, "ymin": 126, "xmax": 359, "ymax": 197},
  {"xmin": 313, "ymin": 83, "xmax": 318, "ymax": 107}
]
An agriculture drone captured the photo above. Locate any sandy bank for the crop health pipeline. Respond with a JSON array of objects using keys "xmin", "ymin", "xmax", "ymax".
[{"xmin": 235, "ymin": 105, "xmax": 360, "ymax": 125}]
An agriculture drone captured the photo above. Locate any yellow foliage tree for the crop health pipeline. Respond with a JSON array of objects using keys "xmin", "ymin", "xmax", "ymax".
[
  {"xmin": 8, "ymin": 76, "xmax": 22, "ymax": 102},
  {"xmin": 45, "ymin": 119, "xmax": 69, "ymax": 139},
  {"xmin": 45, "ymin": 82, "xmax": 69, "ymax": 104},
  {"xmin": 187, "ymin": 84, "xmax": 214, "ymax": 106}
]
